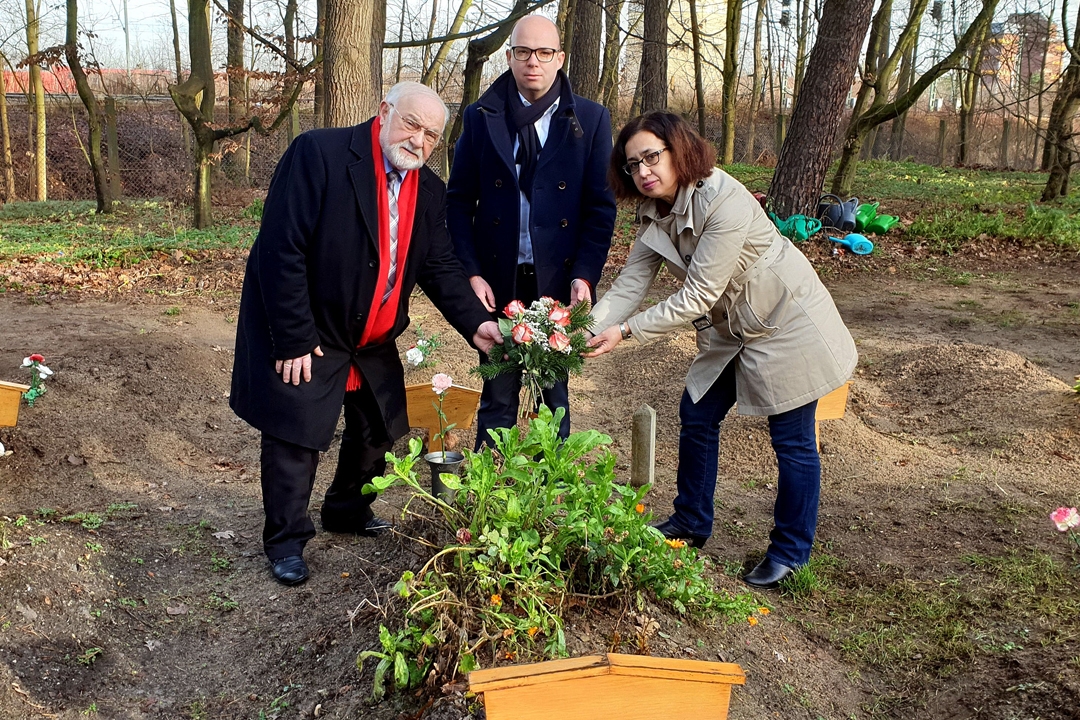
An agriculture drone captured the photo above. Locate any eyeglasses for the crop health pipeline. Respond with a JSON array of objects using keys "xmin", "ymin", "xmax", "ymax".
[
  {"xmin": 622, "ymin": 148, "xmax": 667, "ymax": 176},
  {"xmin": 510, "ymin": 46, "xmax": 559, "ymax": 63},
  {"xmin": 388, "ymin": 104, "xmax": 442, "ymax": 146}
]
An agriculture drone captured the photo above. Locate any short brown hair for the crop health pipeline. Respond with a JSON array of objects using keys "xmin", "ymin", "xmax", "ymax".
[{"xmin": 608, "ymin": 112, "xmax": 716, "ymax": 200}]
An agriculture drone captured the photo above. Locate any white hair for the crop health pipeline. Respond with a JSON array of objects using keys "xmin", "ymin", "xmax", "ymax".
[{"xmin": 384, "ymin": 81, "xmax": 450, "ymax": 129}]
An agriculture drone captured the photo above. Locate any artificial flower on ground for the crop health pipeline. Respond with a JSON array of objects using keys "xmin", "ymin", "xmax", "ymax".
[
  {"xmin": 430, "ymin": 373, "xmax": 456, "ymax": 455},
  {"xmin": 473, "ymin": 297, "xmax": 593, "ymax": 419},
  {"xmin": 21, "ymin": 354, "xmax": 53, "ymax": 407},
  {"xmin": 405, "ymin": 326, "xmax": 444, "ymax": 368}
]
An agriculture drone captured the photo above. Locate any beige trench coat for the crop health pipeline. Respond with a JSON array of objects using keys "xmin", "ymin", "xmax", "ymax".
[{"xmin": 591, "ymin": 168, "xmax": 857, "ymax": 415}]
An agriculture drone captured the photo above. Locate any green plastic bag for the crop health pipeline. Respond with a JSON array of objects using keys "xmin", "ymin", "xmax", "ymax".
[{"xmin": 854, "ymin": 202, "xmax": 879, "ymax": 232}]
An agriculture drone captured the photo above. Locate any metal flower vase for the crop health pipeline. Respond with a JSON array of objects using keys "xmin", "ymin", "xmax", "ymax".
[{"xmin": 424, "ymin": 450, "xmax": 464, "ymax": 502}]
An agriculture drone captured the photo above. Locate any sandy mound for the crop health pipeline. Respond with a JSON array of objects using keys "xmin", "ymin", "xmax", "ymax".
[{"xmin": 859, "ymin": 342, "xmax": 1079, "ymax": 455}]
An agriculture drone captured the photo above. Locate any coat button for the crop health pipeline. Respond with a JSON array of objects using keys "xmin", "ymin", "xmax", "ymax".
[
  {"xmin": 684, "ymin": 254, "xmax": 692, "ymax": 262},
  {"xmin": 696, "ymin": 180, "xmax": 705, "ymax": 188},
  {"xmin": 355, "ymin": 313, "xmax": 364, "ymax": 321},
  {"xmin": 560, "ymin": 218, "xmax": 568, "ymax": 228},
  {"xmin": 368, "ymin": 260, "xmax": 377, "ymax": 268},
  {"xmin": 495, "ymin": 179, "xmax": 503, "ymax": 188},
  {"xmin": 493, "ymin": 217, "xmax": 501, "ymax": 225},
  {"xmin": 558, "ymin": 181, "xmax": 566, "ymax": 190}
]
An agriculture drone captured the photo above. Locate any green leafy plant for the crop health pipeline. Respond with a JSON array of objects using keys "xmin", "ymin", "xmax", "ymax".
[{"xmin": 357, "ymin": 406, "xmax": 756, "ymax": 698}]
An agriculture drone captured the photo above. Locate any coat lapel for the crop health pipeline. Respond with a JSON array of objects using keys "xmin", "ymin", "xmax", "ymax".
[
  {"xmin": 347, "ymin": 121, "xmax": 380, "ymax": 254},
  {"xmin": 482, "ymin": 108, "xmax": 519, "ymax": 175}
]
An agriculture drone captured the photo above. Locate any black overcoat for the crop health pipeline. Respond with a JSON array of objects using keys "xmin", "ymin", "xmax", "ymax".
[{"xmin": 230, "ymin": 119, "xmax": 492, "ymax": 451}]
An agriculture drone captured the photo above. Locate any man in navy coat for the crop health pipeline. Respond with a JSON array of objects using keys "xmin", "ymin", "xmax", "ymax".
[
  {"xmin": 447, "ymin": 14, "xmax": 617, "ymax": 443},
  {"xmin": 231, "ymin": 82, "xmax": 502, "ymax": 586}
]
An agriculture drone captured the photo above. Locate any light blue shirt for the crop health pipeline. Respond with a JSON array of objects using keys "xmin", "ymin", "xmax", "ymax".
[{"xmin": 514, "ymin": 94, "xmax": 559, "ymax": 265}]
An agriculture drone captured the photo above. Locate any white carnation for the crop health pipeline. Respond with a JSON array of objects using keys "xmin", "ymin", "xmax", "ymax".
[{"xmin": 405, "ymin": 347, "xmax": 425, "ymax": 366}]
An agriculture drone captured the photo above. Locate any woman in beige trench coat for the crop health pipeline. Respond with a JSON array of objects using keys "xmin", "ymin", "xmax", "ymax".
[{"xmin": 585, "ymin": 112, "xmax": 857, "ymax": 588}]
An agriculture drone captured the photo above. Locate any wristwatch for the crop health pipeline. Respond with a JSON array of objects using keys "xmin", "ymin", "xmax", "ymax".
[{"xmin": 619, "ymin": 322, "xmax": 633, "ymax": 340}]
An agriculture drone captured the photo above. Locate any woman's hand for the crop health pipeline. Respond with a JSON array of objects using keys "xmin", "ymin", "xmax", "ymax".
[{"xmin": 584, "ymin": 325, "xmax": 623, "ymax": 358}]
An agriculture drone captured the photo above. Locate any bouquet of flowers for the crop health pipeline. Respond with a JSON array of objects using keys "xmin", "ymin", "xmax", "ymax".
[
  {"xmin": 474, "ymin": 297, "xmax": 593, "ymax": 419},
  {"xmin": 21, "ymin": 354, "xmax": 53, "ymax": 407}
]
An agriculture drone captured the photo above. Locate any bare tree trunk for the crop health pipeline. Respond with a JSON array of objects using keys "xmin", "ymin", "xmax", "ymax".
[
  {"xmin": 560, "ymin": 0, "xmax": 579, "ymax": 72},
  {"xmin": 793, "ymin": 0, "xmax": 811, "ymax": 100},
  {"xmin": 637, "ymin": 0, "xmax": 668, "ymax": 112},
  {"xmin": 170, "ymin": 0, "xmax": 191, "ymax": 151},
  {"xmin": 768, "ymin": 0, "xmax": 875, "ymax": 218},
  {"xmin": 569, "ymin": 0, "xmax": 602, "ymax": 100},
  {"xmin": 422, "ymin": 0, "xmax": 474, "ymax": 85},
  {"xmin": 1041, "ymin": 3, "xmax": 1080, "ymax": 201},
  {"xmin": 720, "ymin": 0, "xmax": 740, "ymax": 163},
  {"xmin": 227, "ymin": 0, "xmax": 245, "ymax": 122},
  {"xmin": 744, "ymin": 0, "xmax": 765, "ymax": 162},
  {"xmin": 325, "ymin": 0, "xmax": 384, "ymax": 127},
  {"xmin": 65, "ymin": 0, "xmax": 113, "ymax": 212},
  {"xmin": 598, "ymin": 0, "xmax": 624, "ymax": 116},
  {"xmin": 688, "ymin": 0, "xmax": 706, "ymax": 135},
  {"xmin": 25, "ymin": 0, "xmax": 47, "ymax": 201},
  {"xmin": 314, "ymin": 0, "xmax": 326, "ymax": 127},
  {"xmin": 888, "ymin": 33, "xmax": 915, "ymax": 159},
  {"xmin": 957, "ymin": 19, "xmax": 990, "ymax": 165},
  {"xmin": 423, "ymin": 0, "xmax": 439, "ymax": 71},
  {"xmin": 0, "ymin": 52, "xmax": 15, "ymax": 203},
  {"xmin": 286, "ymin": 0, "xmax": 302, "ymax": 140}
]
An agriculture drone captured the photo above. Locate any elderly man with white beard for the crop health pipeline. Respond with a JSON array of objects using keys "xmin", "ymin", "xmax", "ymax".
[{"xmin": 230, "ymin": 82, "xmax": 503, "ymax": 586}]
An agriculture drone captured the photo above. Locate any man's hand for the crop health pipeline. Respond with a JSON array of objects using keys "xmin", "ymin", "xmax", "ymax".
[
  {"xmin": 473, "ymin": 321, "xmax": 504, "ymax": 355},
  {"xmin": 469, "ymin": 276, "xmax": 497, "ymax": 312},
  {"xmin": 583, "ymin": 325, "xmax": 622, "ymax": 358},
  {"xmin": 275, "ymin": 346, "xmax": 324, "ymax": 385},
  {"xmin": 570, "ymin": 279, "xmax": 591, "ymax": 307}
]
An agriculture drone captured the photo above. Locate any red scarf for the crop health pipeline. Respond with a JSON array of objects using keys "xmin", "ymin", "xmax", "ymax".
[{"xmin": 346, "ymin": 118, "xmax": 420, "ymax": 392}]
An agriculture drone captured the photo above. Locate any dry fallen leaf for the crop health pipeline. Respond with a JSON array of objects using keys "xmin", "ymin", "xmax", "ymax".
[
  {"xmin": 212, "ymin": 530, "xmax": 236, "ymax": 540},
  {"xmin": 165, "ymin": 604, "xmax": 188, "ymax": 616}
]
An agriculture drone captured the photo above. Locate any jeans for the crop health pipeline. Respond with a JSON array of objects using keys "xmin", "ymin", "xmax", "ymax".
[{"xmin": 672, "ymin": 361, "xmax": 821, "ymax": 568}]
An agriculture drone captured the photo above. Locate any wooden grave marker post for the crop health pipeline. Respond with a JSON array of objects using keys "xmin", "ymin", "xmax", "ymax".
[{"xmin": 631, "ymin": 403, "xmax": 656, "ymax": 488}]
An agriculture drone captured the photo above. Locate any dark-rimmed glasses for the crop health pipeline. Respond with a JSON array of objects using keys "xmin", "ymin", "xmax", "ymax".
[
  {"xmin": 510, "ymin": 46, "xmax": 559, "ymax": 63},
  {"xmin": 622, "ymin": 148, "xmax": 667, "ymax": 176}
]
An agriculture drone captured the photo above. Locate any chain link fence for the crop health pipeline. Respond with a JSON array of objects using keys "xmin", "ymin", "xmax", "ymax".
[{"xmin": 0, "ymin": 91, "xmax": 1052, "ymax": 208}]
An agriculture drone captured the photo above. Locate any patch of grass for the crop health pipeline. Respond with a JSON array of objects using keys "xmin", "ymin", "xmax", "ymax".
[
  {"xmin": 85, "ymin": 541, "xmax": 104, "ymax": 553},
  {"xmin": 996, "ymin": 310, "xmax": 1027, "ymax": 328},
  {"xmin": 29, "ymin": 535, "xmax": 46, "ymax": 546},
  {"xmin": 0, "ymin": 200, "xmax": 256, "ymax": 269},
  {"xmin": 35, "ymin": 507, "xmax": 56, "ymax": 519},
  {"xmin": 207, "ymin": 593, "xmax": 239, "ymax": 612},
  {"xmin": 62, "ymin": 512, "xmax": 105, "ymax": 530},
  {"xmin": 209, "ymin": 554, "xmax": 231, "ymax": 572},
  {"xmin": 163, "ymin": 306, "xmax": 182, "ymax": 316}
]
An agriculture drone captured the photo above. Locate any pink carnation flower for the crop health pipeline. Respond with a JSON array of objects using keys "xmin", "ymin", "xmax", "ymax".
[
  {"xmin": 1050, "ymin": 506, "xmax": 1080, "ymax": 532},
  {"xmin": 431, "ymin": 373, "xmax": 453, "ymax": 394}
]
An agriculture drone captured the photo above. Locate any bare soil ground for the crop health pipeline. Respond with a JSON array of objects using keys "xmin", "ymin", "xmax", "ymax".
[{"xmin": 1, "ymin": 240, "xmax": 1078, "ymax": 720}]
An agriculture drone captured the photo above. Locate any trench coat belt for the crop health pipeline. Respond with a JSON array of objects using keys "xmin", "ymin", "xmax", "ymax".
[{"xmin": 726, "ymin": 232, "xmax": 789, "ymax": 298}]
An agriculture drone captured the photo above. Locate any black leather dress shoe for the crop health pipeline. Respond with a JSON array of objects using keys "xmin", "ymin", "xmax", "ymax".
[
  {"xmin": 742, "ymin": 557, "xmax": 795, "ymax": 589},
  {"xmin": 270, "ymin": 555, "xmax": 309, "ymax": 586},
  {"xmin": 649, "ymin": 517, "xmax": 709, "ymax": 549},
  {"xmin": 322, "ymin": 515, "xmax": 392, "ymax": 537}
]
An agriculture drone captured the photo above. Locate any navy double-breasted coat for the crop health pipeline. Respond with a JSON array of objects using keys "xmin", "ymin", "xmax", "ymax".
[
  {"xmin": 230, "ymin": 119, "xmax": 492, "ymax": 451},
  {"xmin": 446, "ymin": 73, "xmax": 617, "ymax": 308}
]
